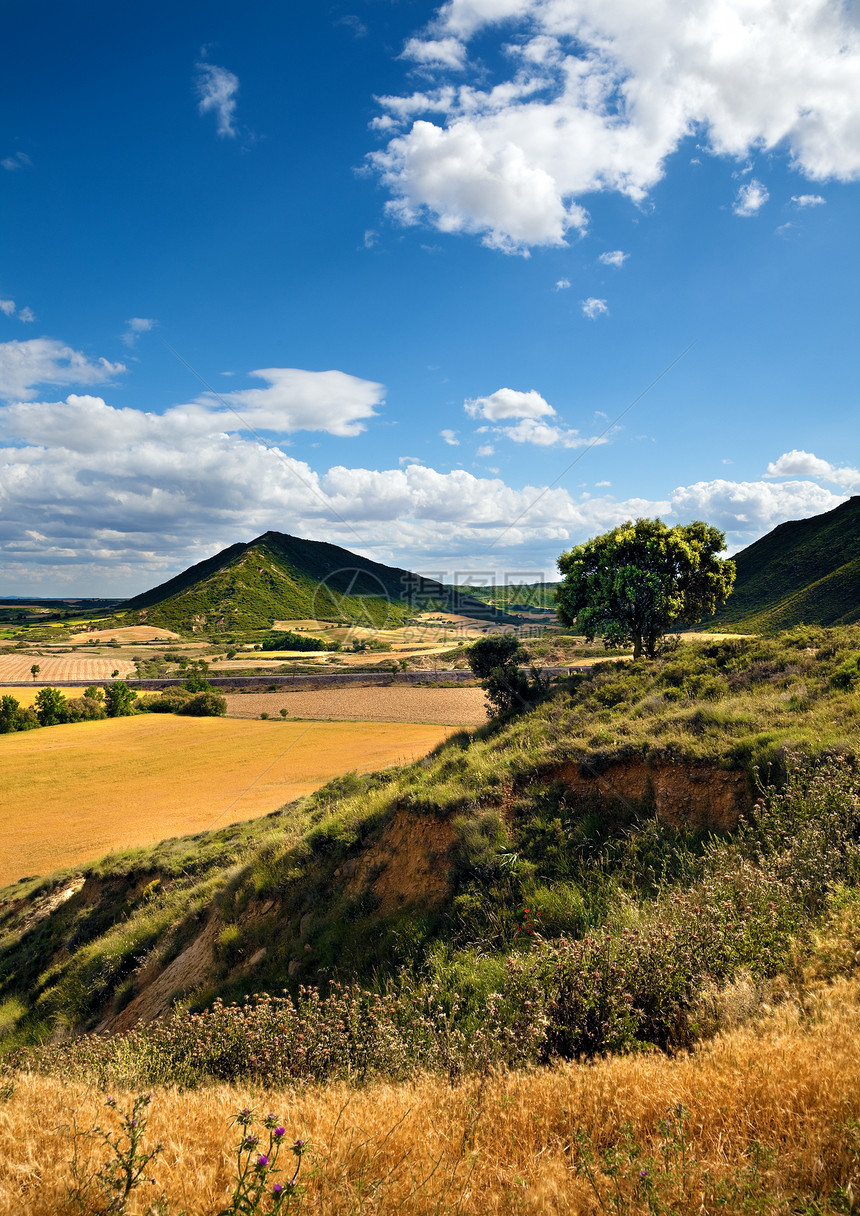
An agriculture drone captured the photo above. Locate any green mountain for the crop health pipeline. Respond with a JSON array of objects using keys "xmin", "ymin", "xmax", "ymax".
[
  {"xmin": 122, "ymin": 530, "xmax": 513, "ymax": 633},
  {"xmin": 705, "ymin": 495, "xmax": 860, "ymax": 631}
]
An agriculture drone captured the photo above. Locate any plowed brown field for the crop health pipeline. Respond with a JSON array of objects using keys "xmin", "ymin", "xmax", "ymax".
[
  {"xmin": 224, "ymin": 685, "xmax": 488, "ymax": 725},
  {"xmin": 0, "ymin": 716, "xmax": 455, "ymax": 887}
]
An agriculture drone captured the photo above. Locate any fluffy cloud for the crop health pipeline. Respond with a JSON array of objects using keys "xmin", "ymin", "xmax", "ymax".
[
  {"xmin": 440, "ymin": 428, "xmax": 460, "ymax": 444},
  {"xmin": 554, "ymin": 277, "xmax": 571, "ymax": 290},
  {"xmin": 494, "ymin": 418, "xmax": 597, "ymax": 448},
  {"xmin": 212, "ymin": 367, "xmax": 385, "ymax": 437},
  {"xmin": 402, "ymin": 36, "xmax": 467, "ymax": 68},
  {"xmin": 464, "ymin": 385, "xmax": 606, "ymax": 448},
  {"xmin": 0, "ymin": 300, "xmax": 14, "ymax": 317},
  {"xmin": 581, "ymin": 297, "xmax": 608, "ymax": 319},
  {"xmin": 668, "ymin": 478, "xmax": 844, "ymax": 545},
  {"xmin": 371, "ymin": 0, "xmax": 860, "ymax": 252},
  {"xmin": 733, "ymin": 179, "xmax": 769, "ymax": 216},
  {"xmin": 465, "ymin": 387, "xmax": 555, "ymax": 421},
  {"xmin": 195, "ymin": 62, "xmax": 240, "ymax": 137},
  {"xmin": 598, "ymin": 250, "xmax": 628, "ymax": 267},
  {"xmin": 791, "ymin": 193, "xmax": 827, "ymax": 207},
  {"xmin": 765, "ymin": 449, "xmax": 860, "ymax": 490},
  {"xmin": 0, "ymin": 339, "xmax": 126, "ymax": 401}
]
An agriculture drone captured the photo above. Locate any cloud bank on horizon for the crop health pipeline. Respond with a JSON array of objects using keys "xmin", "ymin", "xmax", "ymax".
[{"xmin": 0, "ymin": 352, "xmax": 855, "ymax": 594}]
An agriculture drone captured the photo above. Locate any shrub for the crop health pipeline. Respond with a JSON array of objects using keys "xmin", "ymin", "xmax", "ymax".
[{"xmin": 178, "ymin": 690, "xmax": 227, "ymax": 716}]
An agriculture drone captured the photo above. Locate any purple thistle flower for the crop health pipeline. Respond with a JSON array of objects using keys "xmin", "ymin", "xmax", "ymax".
[
  {"xmin": 273, "ymin": 1183, "xmax": 284, "ymax": 1195},
  {"xmin": 293, "ymin": 1138, "xmax": 305, "ymax": 1151},
  {"xmin": 243, "ymin": 1134, "xmax": 259, "ymax": 1150},
  {"xmin": 273, "ymin": 1127, "xmax": 286, "ymax": 1140},
  {"xmin": 256, "ymin": 1154, "xmax": 269, "ymax": 1169}
]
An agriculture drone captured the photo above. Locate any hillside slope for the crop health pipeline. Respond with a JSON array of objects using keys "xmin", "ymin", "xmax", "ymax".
[
  {"xmin": 2, "ymin": 625, "xmax": 859, "ymax": 1055},
  {"xmin": 122, "ymin": 531, "xmax": 513, "ymax": 632},
  {"xmin": 705, "ymin": 495, "xmax": 860, "ymax": 630}
]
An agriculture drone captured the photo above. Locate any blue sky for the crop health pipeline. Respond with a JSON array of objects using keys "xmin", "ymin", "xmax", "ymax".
[{"xmin": 1, "ymin": 0, "xmax": 858, "ymax": 596}]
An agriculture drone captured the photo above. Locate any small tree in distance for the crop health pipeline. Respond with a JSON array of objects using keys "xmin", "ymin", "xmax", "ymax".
[
  {"xmin": 30, "ymin": 663, "xmax": 40, "ymax": 680},
  {"xmin": 556, "ymin": 518, "xmax": 736, "ymax": 659},
  {"xmin": 467, "ymin": 633, "xmax": 548, "ymax": 717}
]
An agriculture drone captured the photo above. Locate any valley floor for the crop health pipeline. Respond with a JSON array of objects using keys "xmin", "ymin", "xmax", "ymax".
[
  {"xmin": 2, "ymin": 974, "xmax": 859, "ymax": 1214},
  {"xmin": 0, "ymin": 715, "xmax": 458, "ymax": 887}
]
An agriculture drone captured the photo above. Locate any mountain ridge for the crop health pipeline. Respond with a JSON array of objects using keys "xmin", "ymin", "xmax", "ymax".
[
  {"xmin": 705, "ymin": 495, "xmax": 860, "ymax": 630},
  {"xmin": 123, "ymin": 530, "xmax": 515, "ymax": 632}
]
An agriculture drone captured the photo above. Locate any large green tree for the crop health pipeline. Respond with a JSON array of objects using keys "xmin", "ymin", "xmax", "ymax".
[{"xmin": 556, "ymin": 518, "xmax": 736, "ymax": 659}]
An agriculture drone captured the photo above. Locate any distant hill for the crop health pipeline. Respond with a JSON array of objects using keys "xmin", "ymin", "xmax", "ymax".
[
  {"xmin": 705, "ymin": 495, "xmax": 860, "ymax": 631},
  {"xmin": 122, "ymin": 531, "xmax": 515, "ymax": 633}
]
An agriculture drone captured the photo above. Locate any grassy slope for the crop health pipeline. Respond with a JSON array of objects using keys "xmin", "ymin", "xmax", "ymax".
[
  {"xmin": 1, "ymin": 624, "xmax": 859, "ymax": 1046},
  {"xmin": 705, "ymin": 495, "xmax": 860, "ymax": 631},
  {"xmin": 122, "ymin": 531, "xmax": 513, "ymax": 633}
]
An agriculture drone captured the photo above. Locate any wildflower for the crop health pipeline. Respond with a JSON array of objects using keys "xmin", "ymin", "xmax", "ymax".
[
  {"xmin": 243, "ymin": 1134, "xmax": 259, "ymax": 1150},
  {"xmin": 256, "ymin": 1154, "xmax": 269, "ymax": 1169},
  {"xmin": 640, "ymin": 1168, "xmax": 649, "ymax": 1178},
  {"xmin": 293, "ymin": 1138, "xmax": 306, "ymax": 1153},
  {"xmin": 273, "ymin": 1182, "xmax": 284, "ymax": 1195},
  {"xmin": 273, "ymin": 1127, "xmax": 286, "ymax": 1140}
]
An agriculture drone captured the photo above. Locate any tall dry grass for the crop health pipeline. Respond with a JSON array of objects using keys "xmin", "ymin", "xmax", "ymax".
[{"xmin": 2, "ymin": 976, "xmax": 859, "ymax": 1215}]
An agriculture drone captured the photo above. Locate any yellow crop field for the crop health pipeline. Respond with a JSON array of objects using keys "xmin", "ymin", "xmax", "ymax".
[
  {"xmin": 1, "ymin": 976, "xmax": 859, "ymax": 1214},
  {"xmin": 0, "ymin": 716, "xmax": 454, "ymax": 887},
  {"xmin": 0, "ymin": 655, "xmax": 135, "ymax": 682},
  {"xmin": 0, "ymin": 685, "xmax": 89, "ymax": 707}
]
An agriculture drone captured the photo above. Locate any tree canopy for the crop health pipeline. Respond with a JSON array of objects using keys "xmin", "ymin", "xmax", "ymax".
[{"xmin": 556, "ymin": 518, "xmax": 736, "ymax": 659}]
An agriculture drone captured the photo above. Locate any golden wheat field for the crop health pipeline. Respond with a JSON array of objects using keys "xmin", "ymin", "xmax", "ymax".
[
  {"xmin": 0, "ymin": 655, "xmax": 136, "ymax": 682},
  {"xmin": 0, "ymin": 716, "xmax": 455, "ymax": 887},
  {"xmin": 2, "ymin": 978, "xmax": 859, "ymax": 1214}
]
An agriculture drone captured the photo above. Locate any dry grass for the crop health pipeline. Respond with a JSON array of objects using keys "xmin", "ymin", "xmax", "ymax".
[
  {"xmin": 2, "ymin": 977, "xmax": 859, "ymax": 1214},
  {"xmin": 224, "ymin": 686, "xmax": 488, "ymax": 725},
  {"xmin": 0, "ymin": 655, "xmax": 136, "ymax": 681},
  {"xmin": 0, "ymin": 717, "xmax": 455, "ymax": 886}
]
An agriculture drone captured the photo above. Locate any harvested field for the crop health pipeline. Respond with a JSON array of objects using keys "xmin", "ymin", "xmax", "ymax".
[
  {"xmin": 66, "ymin": 625, "xmax": 181, "ymax": 643},
  {"xmin": 225, "ymin": 685, "xmax": 488, "ymax": 724},
  {"xmin": 2, "ymin": 976, "xmax": 860, "ymax": 1214},
  {"xmin": 0, "ymin": 655, "xmax": 135, "ymax": 682},
  {"xmin": 0, "ymin": 716, "xmax": 455, "ymax": 887}
]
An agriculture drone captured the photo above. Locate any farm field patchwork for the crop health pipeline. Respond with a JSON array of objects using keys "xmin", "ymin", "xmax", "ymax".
[
  {"xmin": 0, "ymin": 716, "xmax": 455, "ymax": 887},
  {"xmin": 224, "ymin": 685, "xmax": 488, "ymax": 724}
]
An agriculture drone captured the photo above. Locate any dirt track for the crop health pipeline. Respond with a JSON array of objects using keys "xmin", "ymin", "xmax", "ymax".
[{"xmin": 225, "ymin": 685, "xmax": 489, "ymax": 725}]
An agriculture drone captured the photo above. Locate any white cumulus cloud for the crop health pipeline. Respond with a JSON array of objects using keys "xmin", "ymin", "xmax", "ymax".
[
  {"xmin": 0, "ymin": 339, "xmax": 126, "ymax": 402},
  {"xmin": 581, "ymin": 297, "xmax": 608, "ymax": 319},
  {"xmin": 765, "ymin": 448, "xmax": 860, "ymax": 490},
  {"xmin": 195, "ymin": 62, "xmax": 240, "ymax": 138},
  {"xmin": 371, "ymin": 0, "xmax": 860, "ymax": 253},
  {"xmin": 598, "ymin": 250, "xmax": 628, "ymax": 267},
  {"xmin": 402, "ymin": 37, "xmax": 467, "ymax": 68},
  {"xmin": 440, "ymin": 428, "xmax": 460, "ymax": 444},
  {"xmin": 791, "ymin": 193, "xmax": 826, "ymax": 207},
  {"xmin": 207, "ymin": 367, "xmax": 385, "ymax": 437},
  {"xmin": 733, "ymin": 179, "xmax": 769, "ymax": 216},
  {"xmin": 465, "ymin": 387, "xmax": 555, "ymax": 421}
]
